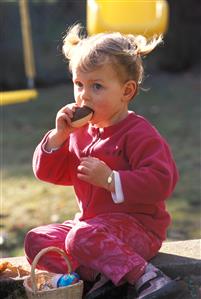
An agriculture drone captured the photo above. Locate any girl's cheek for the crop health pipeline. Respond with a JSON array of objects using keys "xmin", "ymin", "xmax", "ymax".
[{"xmin": 73, "ymin": 87, "xmax": 79, "ymax": 98}]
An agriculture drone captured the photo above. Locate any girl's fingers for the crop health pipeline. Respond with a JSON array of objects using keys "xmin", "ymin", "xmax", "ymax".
[
  {"xmin": 80, "ymin": 157, "xmax": 99, "ymax": 163},
  {"xmin": 58, "ymin": 103, "xmax": 76, "ymax": 119},
  {"xmin": 60, "ymin": 106, "xmax": 73, "ymax": 118},
  {"xmin": 59, "ymin": 103, "xmax": 77, "ymax": 118},
  {"xmin": 77, "ymin": 173, "xmax": 89, "ymax": 182},
  {"xmin": 57, "ymin": 112, "xmax": 71, "ymax": 126},
  {"xmin": 79, "ymin": 160, "xmax": 92, "ymax": 168},
  {"xmin": 77, "ymin": 165, "xmax": 90, "ymax": 174}
]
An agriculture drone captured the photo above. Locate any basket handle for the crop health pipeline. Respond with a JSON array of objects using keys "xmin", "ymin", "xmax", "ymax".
[{"xmin": 31, "ymin": 246, "xmax": 72, "ymax": 293}]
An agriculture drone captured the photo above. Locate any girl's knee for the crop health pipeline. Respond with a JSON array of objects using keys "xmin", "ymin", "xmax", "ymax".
[
  {"xmin": 24, "ymin": 229, "xmax": 38, "ymax": 261},
  {"xmin": 24, "ymin": 227, "xmax": 47, "ymax": 262},
  {"xmin": 65, "ymin": 225, "xmax": 86, "ymax": 252},
  {"xmin": 65, "ymin": 222, "xmax": 104, "ymax": 253}
]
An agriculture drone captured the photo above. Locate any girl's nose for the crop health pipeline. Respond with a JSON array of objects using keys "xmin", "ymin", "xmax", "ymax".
[{"xmin": 79, "ymin": 89, "xmax": 90, "ymax": 105}]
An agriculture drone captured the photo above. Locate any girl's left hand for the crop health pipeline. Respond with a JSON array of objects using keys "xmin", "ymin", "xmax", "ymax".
[{"xmin": 77, "ymin": 157, "xmax": 114, "ymax": 191}]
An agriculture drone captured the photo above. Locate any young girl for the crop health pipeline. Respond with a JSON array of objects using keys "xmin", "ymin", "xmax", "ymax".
[{"xmin": 24, "ymin": 24, "xmax": 183, "ymax": 299}]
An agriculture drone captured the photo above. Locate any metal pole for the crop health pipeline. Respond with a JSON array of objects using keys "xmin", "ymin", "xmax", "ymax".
[{"xmin": 19, "ymin": 0, "xmax": 36, "ymax": 89}]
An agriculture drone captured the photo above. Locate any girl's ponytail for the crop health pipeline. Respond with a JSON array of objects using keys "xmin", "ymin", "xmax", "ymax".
[
  {"xmin": 62, "ymin": 24, "xmax": 83, "ymax": 60},
  {"xmin": 127, "ymin": 34, "xmax": 163, "ymax": 57}
]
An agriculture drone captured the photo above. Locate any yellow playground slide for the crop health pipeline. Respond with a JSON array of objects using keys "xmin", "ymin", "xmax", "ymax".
[{"xmin": 87, "ymin": 0, "xmax": 169, "ymax": 37}]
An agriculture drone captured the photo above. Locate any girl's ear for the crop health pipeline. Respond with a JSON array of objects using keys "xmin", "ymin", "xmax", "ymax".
[{"xmin": 122, "ymin": 80, "xmax": 137, "ymax": 102}]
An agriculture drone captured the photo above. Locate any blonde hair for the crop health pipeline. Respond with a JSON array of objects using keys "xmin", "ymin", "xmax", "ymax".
[{"xmin": 62, "ymin": 24, "xmax": 162, "ymax": 91}]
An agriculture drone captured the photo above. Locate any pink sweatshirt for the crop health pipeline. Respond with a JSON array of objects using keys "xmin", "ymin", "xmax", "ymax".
[{"xmin": 33, "ymin": 112, "xmax": 179, "ymax": 240}]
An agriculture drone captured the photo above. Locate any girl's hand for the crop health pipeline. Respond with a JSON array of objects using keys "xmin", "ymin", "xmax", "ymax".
[
  {"xmin": 45, "ymin": 103, "xmax": 78, "ymax": 151},
  {"xmin": 77, "ymin": 157, "xmax": 115, "ymax": 192},
  {"xmin": 55, "ymin": 103, "xmax": 78, "ymax": 135}
]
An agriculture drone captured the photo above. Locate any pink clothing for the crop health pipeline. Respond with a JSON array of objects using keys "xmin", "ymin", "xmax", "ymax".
[
  {"xmin": 33, "ymin": 112, "xmax": 178, "ymax": 240},
  {"xmin": 24, "ymin": 213, "xmax": 162, "ymax": 285},
  {"xmin": 25, "ymin": 112, "xmax": 178, "ymax": 285}
]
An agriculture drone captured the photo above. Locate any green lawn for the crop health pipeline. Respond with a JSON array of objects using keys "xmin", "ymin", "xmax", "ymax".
[{"xmin": 1, "ymin": 70, "xmax": 200, "ymax": 257}]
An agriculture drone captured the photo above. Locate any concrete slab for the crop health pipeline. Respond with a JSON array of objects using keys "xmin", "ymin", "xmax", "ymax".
[{"xmin": 160, "ymin": 239, "xmax": 201, "ymax": 259}]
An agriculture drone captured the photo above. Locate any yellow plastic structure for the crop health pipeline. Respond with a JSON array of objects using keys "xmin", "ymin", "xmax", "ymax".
[
  {"xmin": 1, "ymin": 0, "xmax": 37, "ymax": 106},
  {"xmin": 0, "ymin": 89, "xmax": 38, "ymax": 106},
  {"xmin": 87, "ymin": 0, "xmax": 169, "ymax": 37}
]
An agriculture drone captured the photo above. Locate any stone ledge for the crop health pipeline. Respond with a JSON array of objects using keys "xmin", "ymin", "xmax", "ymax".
[
  {"xmin": 0, "ymin": 239, "xmax": 200, "ymax": 299},
  {"xmin": 152, "ymin": 239, "xmax": 201, "ymax": 277}
]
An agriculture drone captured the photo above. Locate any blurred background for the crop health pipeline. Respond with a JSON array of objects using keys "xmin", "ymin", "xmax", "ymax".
[{"xmin": 1, "ymin": 0, "xmax": 201, "ymax": 257}]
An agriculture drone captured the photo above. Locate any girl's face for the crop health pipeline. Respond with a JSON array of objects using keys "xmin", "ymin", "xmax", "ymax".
[{"xmin": 72, "ymin": 64, "xmax": 136, "ymax": 128}]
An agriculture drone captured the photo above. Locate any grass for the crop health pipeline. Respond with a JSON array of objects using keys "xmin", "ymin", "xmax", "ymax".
[{"xmin": 1, "ymin": 69, "xmax": 201, "ymax": 257}]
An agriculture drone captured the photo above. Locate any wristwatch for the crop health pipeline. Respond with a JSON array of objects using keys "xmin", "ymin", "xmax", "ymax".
[{"xmin": 107, "ymin": 171, "xmax": 113, "ymax": 185}]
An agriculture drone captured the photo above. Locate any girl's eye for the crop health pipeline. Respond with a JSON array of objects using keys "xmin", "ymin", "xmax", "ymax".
[
  {"xmin": 93, "ymin": 83, "xmax": 102, "ymax": 90},
  {"xmin": 75, "ymin": 81, "xmax": 83, "ymax": 88}
]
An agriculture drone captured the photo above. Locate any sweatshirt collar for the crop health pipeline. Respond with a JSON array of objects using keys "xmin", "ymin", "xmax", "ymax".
[{"xmin": 88, "ymin": 111, "xmax": 135, "ymax": 138}]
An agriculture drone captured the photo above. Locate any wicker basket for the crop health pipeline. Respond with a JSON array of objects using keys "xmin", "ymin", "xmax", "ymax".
[{"xmin": 23, "ymin": 246, "xmax": 83, "ymax": 299}]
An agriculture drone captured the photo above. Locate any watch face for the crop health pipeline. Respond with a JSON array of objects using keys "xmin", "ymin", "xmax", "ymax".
[{"xmin": 108, "ymin": 176, "xmax": 112, "ymax": 184}]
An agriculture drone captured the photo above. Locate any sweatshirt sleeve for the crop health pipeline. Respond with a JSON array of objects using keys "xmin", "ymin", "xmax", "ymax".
[
  {"xmin": 119, "ymin": 134, "xmax": 179, "ymax": 205},
  {"xmin": 32, "ymin": 131, "xmax": 73, "ymax": 186}
]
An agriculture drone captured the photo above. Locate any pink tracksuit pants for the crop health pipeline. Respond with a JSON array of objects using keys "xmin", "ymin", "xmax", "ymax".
[{"xmin": 24, "ymin": 213, "xmax": 162, "ymax": 285}]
